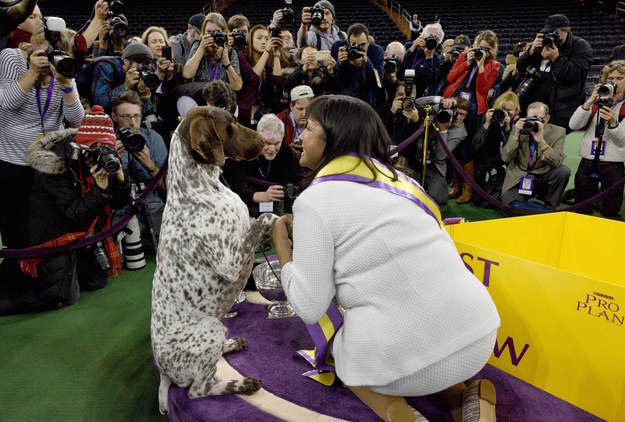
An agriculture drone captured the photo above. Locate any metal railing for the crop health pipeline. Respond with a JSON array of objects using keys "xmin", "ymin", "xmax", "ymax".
[{"xmin": 617, "ymin": 1, "xmax": 625, "ymax": 16}]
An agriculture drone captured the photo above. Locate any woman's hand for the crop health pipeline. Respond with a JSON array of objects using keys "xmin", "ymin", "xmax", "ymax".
[
  {"xmin": 90, "ymin": 165, "xmax": 109, "ymax": 190},
  {"xmin": 271, "ymin": 215, "xmax": 293, "ymax": 266},
  {"xmin": 28, "ymin": 49, "xmax": 49, "ymax": 76}
]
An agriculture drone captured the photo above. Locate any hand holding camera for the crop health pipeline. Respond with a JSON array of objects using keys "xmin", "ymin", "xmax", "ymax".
[
  {"xmin": 28, "ymin": 49, "xmax": 49, "ymax": 75},
  {"xmin": 301, "ymin": 7, "xmax": 312, "ymax": 25},
  {"xmin": 263, "ymin": 185, "xmax": 285, "ymax": 202},
  {"xmin": 90, "ymin": 164, "xmax": 111, "ymax": 190},
  {"xmin": 94, "ymin": 0, "xmax": 109, "ymax": 21}
]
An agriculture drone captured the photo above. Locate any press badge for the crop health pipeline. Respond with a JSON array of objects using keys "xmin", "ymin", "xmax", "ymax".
[
  {"xmin": 259, "ymin": 201, "xmax": 274, "ymax": 213},
  {"xmin": 459, "ymin": 91, "xmax": 471, "ymax": 103},
  {"xmin": 250, "ymin": 105, "xmax": 260, "ymax": 125},
  {"xmin": 518, "ymin": 175, "xmax": 534, "ymax": 195},
  {"xmin": 591, "ymin": 140, "xmax": 606, "ymax": 157}
]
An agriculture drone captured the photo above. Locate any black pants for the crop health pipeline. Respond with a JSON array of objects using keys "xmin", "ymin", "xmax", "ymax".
[
  {"xmin": 502, "ymin": 165, "xmax": 571, "ymax": 208},
  {"xmin": 574, "ymin": 158, "xmax": 624, "ymax": 217}
]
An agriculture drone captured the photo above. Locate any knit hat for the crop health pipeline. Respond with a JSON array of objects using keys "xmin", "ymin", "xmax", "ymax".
[
  {"xmin": 189, "ymin": 13, "xmax": 206, "ymax": 30},
  {"xmin": 314, "ymin": 1, "xmax": 335, "ymax": 18},
  {"xmin": 290, "ymin": 85, "xmax": 314, "ymax": 102},
  {"xmin": 74, "ymin": 105, "xmax": 117, "ymax": 147},
  {"xmin": 121, "ymin": 42, "xmax": 153, "ymax": 62}
]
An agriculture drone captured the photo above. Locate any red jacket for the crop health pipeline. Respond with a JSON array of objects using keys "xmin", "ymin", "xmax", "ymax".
[
  {"xmin": 443, "ymin": 51, "xmax": 500, "ymax": 115},
  {"xmin": 276, "ymin": 108, "xmax": 295, "ymax": 145}
]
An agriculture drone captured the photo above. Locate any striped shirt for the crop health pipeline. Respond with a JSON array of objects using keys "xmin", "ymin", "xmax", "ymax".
[{"xmin": 0, "ymin": 48, "xmax": 84, "ymax": 166}]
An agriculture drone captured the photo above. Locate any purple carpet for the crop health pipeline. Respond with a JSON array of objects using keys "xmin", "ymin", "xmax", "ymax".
[{"xmin": 163, "ymin": 299, "xmax": 602, "ymax": 421}]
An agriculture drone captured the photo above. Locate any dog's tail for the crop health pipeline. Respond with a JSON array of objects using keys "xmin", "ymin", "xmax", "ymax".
[{"xmin": 158, "ymin": 373, "xmax": 173, "ymax": 415}]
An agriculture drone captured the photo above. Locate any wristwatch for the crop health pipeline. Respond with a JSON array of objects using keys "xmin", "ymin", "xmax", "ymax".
[
  {"xmin": 60, "ymin": 85, "xmax": 74, "ymax": 94},
  {"xmin": 148, "ymin": 163, "xmax": 157, "ymax": 172}
]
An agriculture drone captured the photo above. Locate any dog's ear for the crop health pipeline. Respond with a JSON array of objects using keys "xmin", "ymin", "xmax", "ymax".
[{"xmin": 189, "ymin": 112, "xmax": 226, "ymax": 166}]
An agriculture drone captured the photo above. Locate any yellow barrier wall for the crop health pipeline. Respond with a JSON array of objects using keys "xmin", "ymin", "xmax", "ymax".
[{"xmin": 446, "ymin": 213, "xmax": 625, "ymax": 421}]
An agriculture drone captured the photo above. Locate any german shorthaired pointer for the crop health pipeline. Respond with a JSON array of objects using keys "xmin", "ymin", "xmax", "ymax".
[{"xmin": 151, "ymin": 107, "xmax": 278, "ymax": 414}]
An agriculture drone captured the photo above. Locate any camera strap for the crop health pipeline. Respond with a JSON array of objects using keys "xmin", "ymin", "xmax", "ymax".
[{"xmin": 36, "ymin": 76, "xmax": 55, "ymax": 134}]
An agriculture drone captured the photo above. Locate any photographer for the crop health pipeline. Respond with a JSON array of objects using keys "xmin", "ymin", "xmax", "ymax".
[
  {"xmin": 0, "ymin": 106, "xmax": 129, "ymax": 314},
  {"xmin": 569, "ymin": 60, "xmax": 625, "ymax": 217},
  {"xmin": 283, "ymin": 45, "xmax": 338, "ymax": 96},
  {"xmin": 501, "ymin": 101, "xmax": 570, "ymax": 209},
  {"xmin": 401, "ymin": 23, "xmax": 445, "ymax": 97},
  {"xmin": 515, "ymin": 14, "xmax": 592, "ymax": 131},
  {"xmin": 227, "ymin": 14, "xmax": 249, "ymax": 53},
  {"xmin": 437, "ymin": 35, "xmax": 470, "ymax": 95},
  {"xmin": 222, "ymin": 114, "xmax": 299, "ymax": 216},
  {"xmin": 90, "ymin": 42, "xmax": 154, "ymax": 116},
  {"xmin": 0, "ymin": 23, "xmax": 83, "ymax": 279},
  {"xmin": 0, "ymin": 0, "xmax": 37, "ymax": 51},
  {"xmin": 169, "ymin": 13, "xmax": 204, "ymax": 65},
  {"xmin": 93, "ymin": 8, "xmax": 127, "ymax": 57},
  {"xmin": 395, "ymin": 95, "xmax": 469, "ymax": 205},
  {"xmin": 110, "ymin": 91, "xmax": 167, "ymax": 245},
  {"xmin": 331, "ymin": 23, "xmax": 384, "ymax": 106},
  {"xmin": 297, "ymin": 1, "xmax": 346, "ymax": 51},
  {"xmin": 276, "ymin": 85, "xmax": 315, "ymax": 149},
  {"xmin": 471, "ymin": 91, "xmax": 520, "ymax": 206},
  {"xmin": 374, "ymin": 41, "xmax": 405, "ymax": 115}
]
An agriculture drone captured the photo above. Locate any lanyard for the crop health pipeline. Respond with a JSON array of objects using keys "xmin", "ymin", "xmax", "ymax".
[
  {"xmin": 289, "ymin": 112, "xmax": 301, "ymax": 138},
  {"xmin": 528, "ymin": 138, "xmax": 537, "ymax": 168},
  {"xmin": 321, "ymin": 31, "xmax": 335, "ymax": 46},
  {"xmin": 36, "ymin": 76, "xmax": 55, "ymax": 134},
  {"xmin": 466, "ymin": 66, "xmax": 478, "ymax": 86},
  {"xmin": 258, "ymin": 69, "xmax": 264, "ymax": 93},
  {"xmin": 411, "ymin": 51, "xmax": 425, "ymax": 69},
  {"xmin": 258, "ymin": 160, "xmax": 271, "ymax": 179},
  {"xmin": 208, "ymin": 57, "xmax": 221, "ymax": 81}
]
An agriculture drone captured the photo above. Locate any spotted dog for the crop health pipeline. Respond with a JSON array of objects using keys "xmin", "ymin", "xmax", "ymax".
[{"xmin": 151, "ymin": 107, "xmax": 278, "ymax": 414}]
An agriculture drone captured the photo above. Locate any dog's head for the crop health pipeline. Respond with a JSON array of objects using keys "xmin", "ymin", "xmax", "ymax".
[{"xmin": 178, "ymin": 106, "xmax": 265, "ymax": 167}]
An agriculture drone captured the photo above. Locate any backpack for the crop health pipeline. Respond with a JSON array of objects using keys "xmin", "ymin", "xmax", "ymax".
[
  {"xmin": 314, "ymin": 29, "xmax": 346, "ymax": 50},
  {"xmin": 75, "ymin": 56, "xmax": 120, "ymax": 102}
]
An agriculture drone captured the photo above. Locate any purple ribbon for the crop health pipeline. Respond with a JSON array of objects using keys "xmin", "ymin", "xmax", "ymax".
[{"xmin": 36, "ymin": 76, "xmax": 54, "ymax": 132}]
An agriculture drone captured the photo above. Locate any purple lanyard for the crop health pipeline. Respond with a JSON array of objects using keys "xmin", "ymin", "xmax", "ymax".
[
  {"xmin": 258, "ymin": 160, "xmax": 270, "ymax": 179},
  {"xmin": 321, "ymin": 31, "xmax": 335, "ymax": 46},
  {"xmin": 528, "ymin": 138, "xmax": 537, "ymax": 168},
  {"xmin": 258, "ymin": 69, "xmax": 264, "ymax": 93},
  {"xmin": 36, "ymin": 76, "xmax": 55, "ymax": 134},
  {"xmin": 411, "ymin": 52, "xmax": 425, "ymax": 69},
  {"xmin": 466, "ymin": 66, "xmax": 478, "ymax": 86},
  {"xmin": 208, "ymin": 57, "xmax": 221, "ymax": 81}
]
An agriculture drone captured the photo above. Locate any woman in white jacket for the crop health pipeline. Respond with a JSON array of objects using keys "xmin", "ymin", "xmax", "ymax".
[
  {"xmin": 569, "ymin": 60, "xmax": 625, "ymax": 217},
  {"xmin": 271, "ymin": 95, "xmax": 500, "ymax": 422}
]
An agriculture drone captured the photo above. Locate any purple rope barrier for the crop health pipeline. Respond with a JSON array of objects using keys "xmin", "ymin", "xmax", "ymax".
[
  {"xmin": 0, "ymin": 157, "xmax": 169, "ymax": 259},
  {"xmin": 389, "ymin": 125, "xmax": 425, "ymax": 156}
]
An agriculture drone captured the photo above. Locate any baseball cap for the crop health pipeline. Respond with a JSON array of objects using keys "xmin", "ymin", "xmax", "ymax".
[
  {"xmin": 541, "ymin": 14, "xmax": 570, "ymax": 33},
  {"xmin": 189, "ymin": 14, "xmax": 206, "ymax": 30},
  {"xmin": 453, "ymin": 35, "xmax": 471, "ymax": 49},
  {"xmin": 290, "ymin": 85, "xmax": 315, "ymax": 102}
]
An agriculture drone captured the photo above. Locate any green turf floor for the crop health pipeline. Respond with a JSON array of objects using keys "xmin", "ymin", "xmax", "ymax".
[{"xmin": 0, "ymin": 131, "xmax": 623, "ymax": 422}]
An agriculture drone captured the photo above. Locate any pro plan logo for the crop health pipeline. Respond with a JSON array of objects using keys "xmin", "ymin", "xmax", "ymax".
[{"xmin": 576, "ymin": 292, "xmax": 624, "ymax": 327}]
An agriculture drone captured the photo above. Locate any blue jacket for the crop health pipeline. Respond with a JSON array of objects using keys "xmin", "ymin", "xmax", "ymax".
[{"xmin": 330, "ymin": 40, "xmax": 384, "ymax": 105}]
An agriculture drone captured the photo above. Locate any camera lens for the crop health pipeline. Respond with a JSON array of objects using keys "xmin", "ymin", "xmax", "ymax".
[
  {"xmin": 401, "ymin": 97, "xmax": 415, "ymax": 111},
  {"xmin": 384, "ymin": 59, "xmax": 397, "ymax": 74},
  {"xmin": 282, "ymin": 7, "xmax": 294, "ymax": 23},
  {"xmin": 598, "ymin": 82, "xmax": 616, "ymax": 98},
  {"xmin": 451, "ymin": 49, "xmax": 461, "ymax": 60},
  {"xmin": 473, "ymin": 48, "xmax": 483, "ymax": 61},
  {"xmin": 492, "ymin": 108, "xmax": 507, "ymax": 124},
  {"xmin": 436, "ymin": 109, "xmax": 453, "ymax": 123},
  {"xmin": 425, "ymin": 35, "xmax": 438, "ymax": 51},
  {"xmin": 111, "ymin": 16, "xmax": 128, "ymax": 38}
]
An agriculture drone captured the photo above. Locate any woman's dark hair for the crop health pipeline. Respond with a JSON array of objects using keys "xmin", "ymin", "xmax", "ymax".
[{"xmin": 303, "ymin": 95, "xmax": 397, "ymax": 186}]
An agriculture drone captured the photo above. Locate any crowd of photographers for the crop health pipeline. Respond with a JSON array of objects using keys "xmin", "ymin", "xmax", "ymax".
[{"xmin": 1, "ymin": 0, "xmax": 625, "ymax": 313}]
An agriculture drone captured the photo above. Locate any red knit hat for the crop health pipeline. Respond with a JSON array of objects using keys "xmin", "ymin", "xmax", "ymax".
[{"xmin": 74, "ymin": 105, "xmax": 117, "ymax": 147}]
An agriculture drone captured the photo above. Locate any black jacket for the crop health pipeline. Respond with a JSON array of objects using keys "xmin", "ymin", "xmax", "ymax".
[
  {"xmin": 0, "ymin": 129, "xmax": 130, "ymax": 314},
  {"xmin": 516, "ymin": 32, "xmax": 593, "ymax": 130}
]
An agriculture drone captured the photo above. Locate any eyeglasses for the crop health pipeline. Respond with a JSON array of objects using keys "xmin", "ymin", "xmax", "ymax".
[{"xmin": 116, "ymin": 113, "xmax": 142, "ymax": 121}]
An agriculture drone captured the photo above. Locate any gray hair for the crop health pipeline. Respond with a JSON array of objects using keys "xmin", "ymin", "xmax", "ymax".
[
  {"xmin": 422, "ymin": 23, "xmax": 444, "ymax": 43},
  {"xmin": 527, "ymin": 101, "xmax": 549, "ymax": 116},
  {"xmin": 257, "ymin": 114, "xmax": 285, "ymax": 141}
]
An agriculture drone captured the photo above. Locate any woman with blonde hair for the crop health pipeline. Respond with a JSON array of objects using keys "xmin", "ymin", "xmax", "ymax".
[
  {"xmin": 0, "ymin": 23, "xmax": 84, "ymax": 280},
  {"xmin": 445, "ymin": 29, "xmax": 501, "ymax": 204}
]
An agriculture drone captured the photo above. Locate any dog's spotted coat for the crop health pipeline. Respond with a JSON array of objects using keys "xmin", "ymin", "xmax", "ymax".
[{"xmin": 150, "ymin": 107, "xmax": 278, "ymax": 414}]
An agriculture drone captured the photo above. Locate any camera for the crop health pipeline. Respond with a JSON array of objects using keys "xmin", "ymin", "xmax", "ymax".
[
  {"xmin": 515, "ymin": 67, "xmax": 543, "ymax": 99},
  {"xmin": 211, "ymin": 30, "xmax": 228, "ymax": 47},
  {"xmin": 541, "ymin": 31, "xmax": 561, "ymax": 48},
  {"xmin": 521, "ymin": 116, "xmax": 544, "ymax": 135},
  {"xmin": 492, "ymin": 107, "xmax": 508, "ymax": 125},
  {"xmin": 282, "ymin": 0, "xmax": 294, "ymax": 23},
  {"xmin": 310, "ymin": 4, "xmax": 325, "ymax": 27},
  {"xmin": 450, "ymin": 47, "xmax": 463, "ymax": 61},
  {"xmin": 271, "ymin": 25, "xmax": 282, "ymax": 39},
  {"xmin": 106, "ymin": 0, "xmax": 124, "ymax": 15},
  {"xmin": 283, "ymin": 182, "xmax": 300, "ymax": 213},
  {"xmin": 472, "ymin": 47, "xmax": 486, "ymax": 61},
  {"xmin": 42, "ymin": 16, "xmax": 66, "ymax": 44},
  {"xmin": 231, "ymin": 29, "xmax": 246, "ymax": 50},
  {"xmin": 135, "ymin": 63, "xmax": 160, "ymax": 90},
  {"xmin": 44, "ymin": 46, "xmax": 78, "ymax": 78},
  {"xmin": 89, "ymin": 241, "xmax": 111, "ymax": 272},
  {"xmin": 596, "ymin": 82, "xmax": 616, "ymax": 108},
  {"xmin": 118, "ymin": 127, "xmax": 146, "ymax": 154},
  {"xmin": 436, "ymin": 108, "xmax": 456, "ymax": 124},
  {"xmin": 401, "ymin": 69, "xmax": 416, "ymax": 111},
  {"xmin": 346, "ymin": 43, "xmax": 364, "ymax": 61},
  {"xmin": 383, "ymin": 54, "xmax": 400, "ymax": 74},
  {"xmin": 424, "ymin": 34, "xmax": 438, "ymax": 51},
  {"xmin": 84, "ymin": 145, "xmax": 121, "ymax": 174}
]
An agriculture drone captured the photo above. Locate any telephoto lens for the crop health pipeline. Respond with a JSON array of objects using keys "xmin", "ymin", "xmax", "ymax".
[
  {"xmin": 121, "ymin": 215, "xmax": 146, "ymax": 270},
  {"xmin": 44, "ymin": 46, "xmax": 78, "ymax": 78},
  {"xmin": 425, "ymin": 34, "xmax": 438, "ymax": 51},
  {"xmin": 492, "ymin": 108, "xmax": 507, "ymax": 125},
  {"xmin": 135, "ymin": 63, "xmax": 161, "ymax": 90},
  {"xmin": 118, "ymin": 127, "xmax": 146, "ymax": 154}
]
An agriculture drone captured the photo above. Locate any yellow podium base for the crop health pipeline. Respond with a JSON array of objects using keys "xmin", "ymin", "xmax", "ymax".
[{"xmin": 445, "ymin": 212, "xmax": 625, "ymax": 421}]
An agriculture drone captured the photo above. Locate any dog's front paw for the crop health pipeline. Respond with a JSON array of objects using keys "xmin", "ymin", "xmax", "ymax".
[
  {"xmin": 238, "ymin": 377, "xmax": 262, "ymax": 395},
  {"xmin": 223, "ymin": 337, "xmax": 247, "ymax": 354}
]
